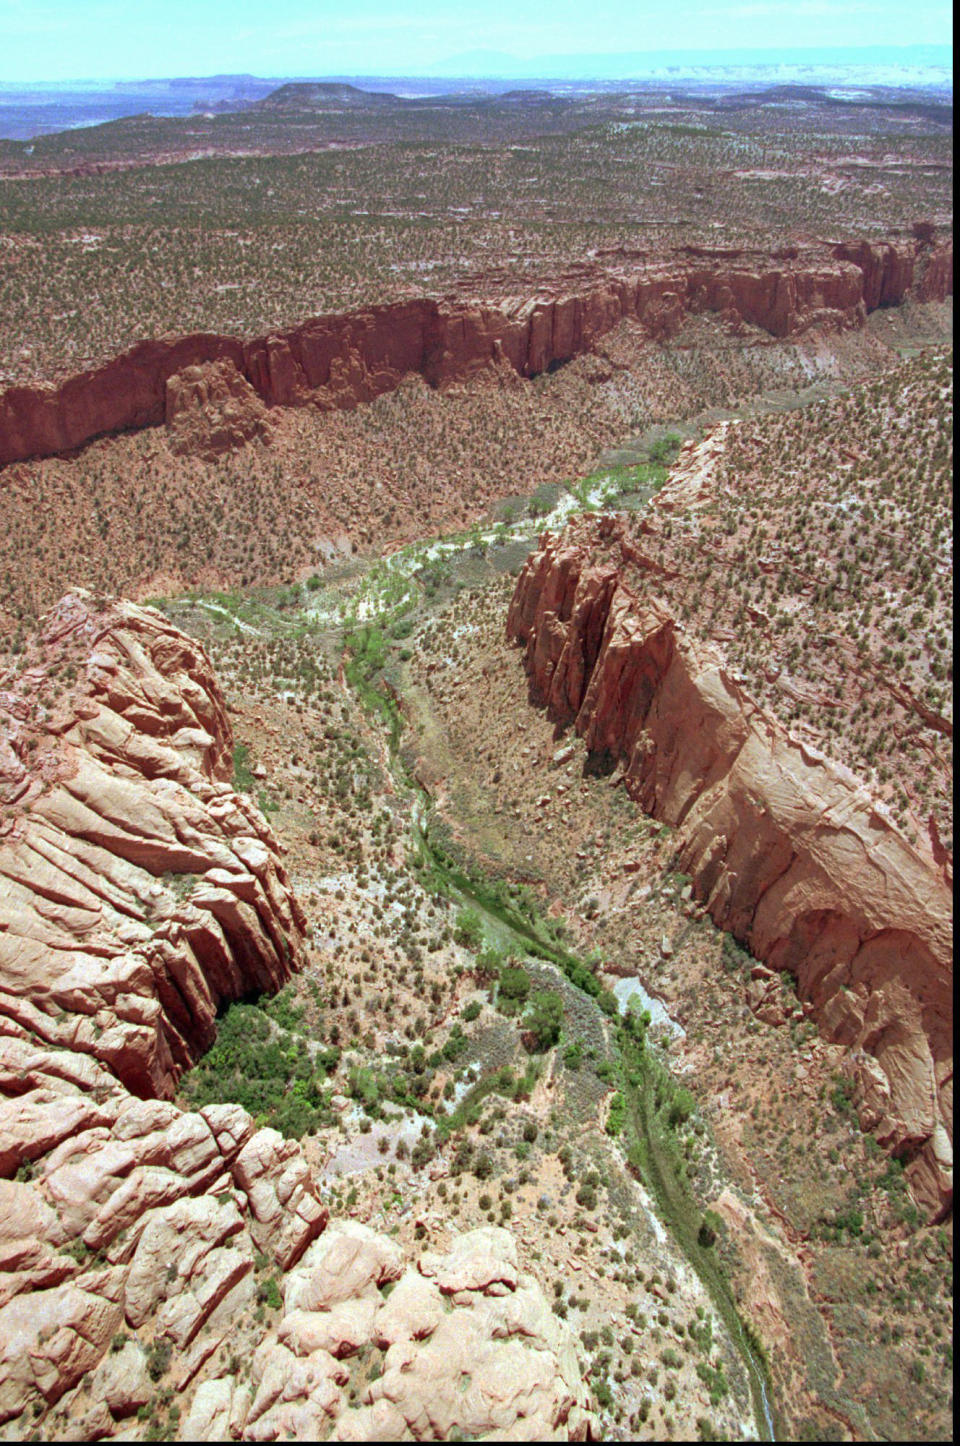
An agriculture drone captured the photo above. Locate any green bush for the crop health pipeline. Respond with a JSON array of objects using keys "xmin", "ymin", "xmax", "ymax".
[
  {"xmin": 696, "ymin": 1360, "xmax": 729, "ymax": 1405},
  {"xmin": 522, "ymin": 991, "xmax": 563, "ymax": 1050},
  {"xmin": 596, "ymin": 988, "xmax": 619, "ymax": 1018},
  {"xmin": 697, "ymin": 1210, "xmax": 724, "ymax": 1248},
  {"xmin": 649, "ymin": 433, "xmax": 682, "ymax": 466},
  {"xmin": 562, "ymin": 1040, "xmax": 583, "ymax": 1070},
  {"xmin": 499, "ymin": 965, "xmax": 531, "ymax": 1004},
  {"xmin": 146, "ymin": 1341, "xmax": 172, "ymax": 1382},
  {"xmin": 721, "ymin": 933, "xmax": 751, "ymax": 974},
  {"xmin": 831, "ymin": 1074, "xmax": 856, "ymax": 1117},
  {"xmin": 258, "ymin": 1276, "xmax": 283, "ymax": 1311},
  {"xmin": 231, "ymin": 742, "xmax": 256, "ymax": 793},
  {"xmin": 180, "ymin": 1000, "xmax": 331, "ymax": 1140},
  {"xmin": 606, "ymin": 1092, "xmax": 626, "ymax": 1138},
  {"xmin": 442, "ymin": 1023, "xmax": 468, "ymax": 1062}
]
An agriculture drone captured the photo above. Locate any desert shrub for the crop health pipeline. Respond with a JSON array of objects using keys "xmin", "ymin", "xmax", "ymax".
[
  {"xmin": 499, "ymin": 964, "xmax": 531, "ymax": 1010},
  {"xmin": 231, "ymin": 741, "xmax": 256, "ymax": 793},
  {"xmin": 606, "ymin": 1091, "xmax": 626, "ymax": 1137},
  {"xmin": 648, "ymin": 433, "xmax": 682, "ymax": 466},
  {"xmin": 522, "ymin": 991, "xmax": 563, "ymax": 1050},
  {"xmin": 146, "ymin": 1341, "xmax": 172, "ymax": 1381}
]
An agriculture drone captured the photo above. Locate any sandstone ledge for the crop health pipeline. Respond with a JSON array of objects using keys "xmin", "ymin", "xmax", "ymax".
[
  {"xmin": 0, "ymin": 590, "xmax": 307, "ymax": 1099},
  {"xmin": 0, "ymin": 597, "xmax": 595, "ymax": 1440}
]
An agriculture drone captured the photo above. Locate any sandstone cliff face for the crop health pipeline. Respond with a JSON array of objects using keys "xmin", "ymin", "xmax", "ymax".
[
  {"xmin": 0, "ymin": 231, "xmax": 951, "ymax": 466},
  {"xmin": 507, "ymin": 517, "xmax": 953, "ymax": 1218},
  {"xmin": 0, "ymin": 591, "xmax": 306, "ymax": 1099},
  {"xmin": 0, "ymin": 597, "xmax": 594, "ymax": 1440}
]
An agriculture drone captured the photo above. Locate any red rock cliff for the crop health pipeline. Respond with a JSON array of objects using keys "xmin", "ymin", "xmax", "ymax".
[
  {"xmin": 0, "ymin": 231, "xmax": 951, "ymax": 466},
  {"xmin": 0, "ymin": 591, "xmax": 307, "ymax": 1099},
  {"xmin": 507, "ymin": 515, "xmax": 953, "ymax": 1218}
]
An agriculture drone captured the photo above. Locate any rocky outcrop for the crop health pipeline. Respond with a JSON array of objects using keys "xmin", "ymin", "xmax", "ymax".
[
  {"xmin": 165, "ymin": 357, "xmax": 274, "ymax": 459},
  {"xmin": 0, "ymin": 230, "xmax": 951, "ymax": 466},
  {"xmin": 0, "ymin": 590, "xmax": 307, "ymax": 1099},
  {"xmin": 508, "ymin": 516, "xmax": 953, "ymax": 1218},
  {"xmin": 0, "ymin": 597, "xmax": 594, "ymax": 1440},
  {"xmin": 0, "ymin": 1074, "xmax": 594, "ymax": 1437}
]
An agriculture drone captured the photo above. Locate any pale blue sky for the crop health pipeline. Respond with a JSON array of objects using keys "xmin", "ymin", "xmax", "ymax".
[{"xmin": 0, "ymin": 0, "xmax": 952, "ymax": 82}]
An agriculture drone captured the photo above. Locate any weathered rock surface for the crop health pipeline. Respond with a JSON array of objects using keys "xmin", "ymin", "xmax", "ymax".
[
  {"xmin": 508, "ymin": 515, "xmax": 953, "ymax": 1217},
  {"xmin": 0, "ymin": 230, "xmax": 951, "ymax": 465},
  {"xmin": 165, "ymin": 356, "xmax": 274, "ymax": 459},
  {"xmin": 0, "ymin": 596, "xmax": 594, "ymax": 1441},
  {"xmin": 0, "ymin": 589, "xmax": 307, "ymax": 1100},
  {"xmin": 333, "ymin": 1229, "xmax": 593, "ymax": 1442}
]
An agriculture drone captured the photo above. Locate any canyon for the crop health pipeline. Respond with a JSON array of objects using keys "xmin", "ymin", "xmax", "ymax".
[
  {"xmin": 507, "ymin": 512, "xmax": 953, "ymax": 1219},
  {"xmin": 0, "ymin": 69, "xmax": 953, "ymax": 1441},
  {"xmin": 0, "ymin": 591, "xmax": 594, "ymax": 1440},
  {"xmin": 0, "ymin": 229, "xmax": 951, "ymax": 468}
]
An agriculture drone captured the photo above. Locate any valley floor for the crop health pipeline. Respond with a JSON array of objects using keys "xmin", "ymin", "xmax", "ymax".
[{"xmin": 154, "ymin": 400, "xmax": 951, "ymax": 1438}]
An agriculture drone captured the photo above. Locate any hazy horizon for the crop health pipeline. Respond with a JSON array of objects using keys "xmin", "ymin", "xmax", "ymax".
[{"xmin": 0, "ymin": 1, "xmax": 951, "ymax": 84}]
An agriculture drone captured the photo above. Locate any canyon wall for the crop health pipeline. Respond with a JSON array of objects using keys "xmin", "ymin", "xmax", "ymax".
[
  {"xmin": 507, "ymin": 516, "xmax": 953, "ymax": 1218},
  {"xmin": 0, "ymin": 595, "xmax": 594, "ymax": 1440},
  {"xmin": 0, "ymin": 229, "xmax": 951, "ymax": 467},
  {"xmin": 0, "ymin": 590, "xmax": 307, "ymax": 1098}
]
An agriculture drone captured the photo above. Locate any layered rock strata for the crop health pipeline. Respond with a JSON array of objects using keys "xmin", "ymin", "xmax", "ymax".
[
  {"xmin": 507, "ymin": 515, "xmax": 953, "ymax": 1217},
  {"xmin": 0, "ymin": 229, "xmax": 951, "ymax": 466},
  {"xmin": 0, "ymin": 596, "xmax": 593, "ymax": 1439},
  {"xmin": 0, "ymin": 590, "xmax": 306, "ymax": 1099}
]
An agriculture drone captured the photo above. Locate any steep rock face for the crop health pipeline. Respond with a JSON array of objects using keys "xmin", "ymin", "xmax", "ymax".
[
  {"xmin": 0, "ymin": 231, "xmax": 951, "ymax": 466},
  {"xmin": 0, "ymin": 591, "xmax": 307, "ymax": 1099},
  {"xmin": 507, "ymin": 517, "xmax": 952, "ymax": 1217}
]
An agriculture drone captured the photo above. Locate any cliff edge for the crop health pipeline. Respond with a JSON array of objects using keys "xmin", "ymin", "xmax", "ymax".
[
  {"xmin": 507, "ymin": 515, "xmax": 952, "ymax": 1218},
  {"xmin": 0, "ymin": 230, "xmax": 951, "ymax": 467}
]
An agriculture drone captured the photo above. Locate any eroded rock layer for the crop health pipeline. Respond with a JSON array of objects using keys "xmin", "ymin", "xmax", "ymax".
[
  {"xmin": 0, "ymin": 229, "xmax": 951, "ymax": 465},
  {"xmin": 0, "ymin": 597, "xmax": 593, "ymax": 1440},
  {"xmin": 507, "ymin": 516, "xmax": 953, "ymax": 1218},
  {"xmin": 0, "ymin": 591, "xmax": 307, "ymax": 1100}
]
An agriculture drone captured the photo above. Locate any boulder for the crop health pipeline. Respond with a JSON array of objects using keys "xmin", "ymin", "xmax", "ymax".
[
  {"xmin": 418, "ymin": 1225, "xmax": 520, "ymax": 1296},
  {"xmin": 278, "ymin": 1298, "xmax": 378, "ymax": 1358},
  {"xmin": 373, "ymin": 1269, "xmax": 444, "ymax": 1347},
  {"xmin": 89, "ymin": 1340, "xmax": 152, "ymax": 1417},
  {"xmin": 0, "ymin": 1282, "xmax": 123, "ymax": 1422},
  {"xmin": 182, "ymin": 1375, "xmax": 251, "ymax": 1441}
]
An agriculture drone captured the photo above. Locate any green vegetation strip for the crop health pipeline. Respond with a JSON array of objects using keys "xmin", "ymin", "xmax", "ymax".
[
  {"xmin": 348, "ymin": 620, "xmax": 776, "ymax": 1437},
  {"xmin": 180, "ymin": 989, "xmax": 339, "ymax": 1139},
  {"xmin": 405, "ymin": 799, "xmax": 777, "ymax": 1437}
]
